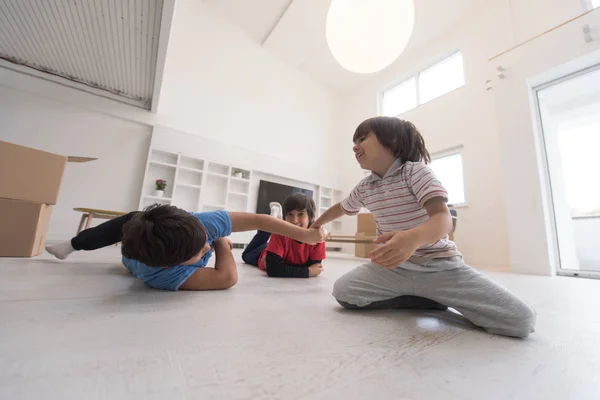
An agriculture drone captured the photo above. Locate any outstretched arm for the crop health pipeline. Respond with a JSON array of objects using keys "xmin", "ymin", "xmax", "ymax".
[
  {"xmin": 312, "ymin": 202, "xmax": 345, "ymax": 229},
  {"xmin": 229, "ymin": 212, "xmax": 324, "ymax": 244}
]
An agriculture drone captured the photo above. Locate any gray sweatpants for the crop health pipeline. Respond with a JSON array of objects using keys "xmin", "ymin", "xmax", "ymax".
[{"xmin": 332, "ymin": 256, "xmax": 536, "ymax": 338}]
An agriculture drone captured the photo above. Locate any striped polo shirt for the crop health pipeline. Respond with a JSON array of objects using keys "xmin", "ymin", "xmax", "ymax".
[{"xmin": 342, "ymin": 158, "xmax": 460, "ymax": 263}]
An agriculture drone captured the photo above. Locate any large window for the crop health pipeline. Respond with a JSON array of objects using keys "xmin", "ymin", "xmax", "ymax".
[
  {"xmin": 381, "ymin": 77, "xmax": 417, "ymax": 117},
  {"xmin": 381, "ymin": 51, "xmax": 465, "ymax": 117},
  {"xmin": 430, "ymin": 152, "xmax": 465, "ymax": 205}
]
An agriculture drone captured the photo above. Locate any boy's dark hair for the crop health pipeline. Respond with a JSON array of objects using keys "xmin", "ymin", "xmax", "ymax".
[
  {"xmin": 353, "ymin": 116, "xmax": 431, "ymax": 164},
  {"xmin": 121, "ymin": 204, "xmax": 207, "ymax": 267},
  {"xmin": 283, "ymin": 193, "xmax": 316, "ymax": 225}
]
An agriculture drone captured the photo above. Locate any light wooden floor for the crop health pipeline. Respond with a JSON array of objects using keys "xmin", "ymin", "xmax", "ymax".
[{"xmin": 1, "ymin": 246, "xmax": 599, "ymax": 400}]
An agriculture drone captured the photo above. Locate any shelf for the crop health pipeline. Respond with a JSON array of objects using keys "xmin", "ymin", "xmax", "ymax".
[
  {"xmin": 229, "ymin": 191, "xmax": 249, "ymax": 197},
  {"xmin": 179, "ymin": 155, "xmax": 204, "ymax": 171},
  {"xmin": 177, "ymin": 183, "xmax": 201, "ymax": 189},
  {"xmin": 207, "ymin": 172, "xmax": 229, "ymax": 179},
  {"xmin": 145, "ymin": 195, "xmax": 172, "ymax": 201},
  {"xmin": 150, "ymin": 161, "xmax": 177, "ymax": 168},
  {"xmin": 150, "ymin": 149, "xmax": 178, "ymax": 166},
  {"xmin": 179, "ymin": 166, "xmax": 203, "ymax": 173},
  {"xmin": 207, "ymin": 163, "xmax": 230, "ymax": 176},
  {"xmin": 230, "ymin": 176, "xmax": 250, "ymax": 182}
]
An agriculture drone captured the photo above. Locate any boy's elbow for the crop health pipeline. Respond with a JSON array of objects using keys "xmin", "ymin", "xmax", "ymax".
[
  {"xmin": 432, "ymin": 210, "xmax": 452, "ymax": 233},
  {"xmin": 224, "ymin": 271, "xmax": 238, "ymax": 288},
  {"xmin": 265, "ymin": 264, "xmax": 278, "ymax": 278},
  {"xmin": 443, "ymin": 213, "xmax": 453, "ymax": 233}
]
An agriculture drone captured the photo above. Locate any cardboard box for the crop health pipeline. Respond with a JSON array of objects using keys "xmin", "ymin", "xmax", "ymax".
[
  {"xmin": 0, "ymin": 140, "xmax": 96, "ymax": 257},
  {"xmin": 0, "ymin": 140, "xmax": 96, "ymax": 205},
  {"xmin": 0, "ymin": 199, "xmax": 53, "ymax": 257},
  {"xmin": 357, "ymin": 213, "xmax": 376, "ymax": 234},
  {"xmin": 354, "ymin": 232, "xmax": 377, "ymax": 258}
]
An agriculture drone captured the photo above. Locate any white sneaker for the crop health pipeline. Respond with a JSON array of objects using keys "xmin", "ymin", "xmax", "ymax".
[{"xmin": 269, "ymin": 202, "xmax": 283, "ymax": 219}]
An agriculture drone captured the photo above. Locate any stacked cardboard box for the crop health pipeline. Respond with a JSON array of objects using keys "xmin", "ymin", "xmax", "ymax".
[
  {"xmin": 0, "ymin": 140, "xmax": 95, "ymax": 257},
  {"xmin": 355, "ymin": 213, "xmax": 377, "ymax": 258}
]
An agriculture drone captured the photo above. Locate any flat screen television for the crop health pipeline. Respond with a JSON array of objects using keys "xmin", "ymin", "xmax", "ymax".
[{"xmin": 256, "ymin": 180, "xmax": 313, "ymax": 215}]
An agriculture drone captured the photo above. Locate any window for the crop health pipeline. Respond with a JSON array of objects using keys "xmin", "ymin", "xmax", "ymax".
[
  {"xmin": 381, "ymin": 77, "xmax": 417, "ymax": 117},
  {"xmin": 418, "ymin": 52, "xmax": 465, "ymax": 104},
  {"xmin": 556, "ymin": 121, "xmax": 600, "ymax": 217},
  {"xmin": 381, "ymin": 51, "xmax": 465, "ymax": 116},
  {"xmin": 430, "ymin": 152, "xmax": 465, "ymax": 205}
]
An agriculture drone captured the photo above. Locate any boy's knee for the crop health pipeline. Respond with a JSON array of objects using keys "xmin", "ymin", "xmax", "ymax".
[
  {"xmin": 512, "ymin": 304, "xmax": 536, "ymax": 338},
  {"xmin": 336, "ymin": 299, "xmax": 360, "ymax": 309},
  {"xmin": 494, "ymin": 302, "xmax": 536, "ymax": 339},
  {"xmin": 241, "ymin": 251, "xmax": 251, "ymax": 265},
  {"xmin": 332, "ymin": 275, "xmax": 350, "ymax": 300},
  {"xmin": 332, "ymin": 274, "xmax": 361, "ymax": 307}
]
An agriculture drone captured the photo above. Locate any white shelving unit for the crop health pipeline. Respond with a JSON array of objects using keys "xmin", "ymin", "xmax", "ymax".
[
  {"xmin": 139, "ymin": 149, "xmax": 252, "ymax": 214},
  {"xmin": 226, "ymin": 166, "xmax": 252, "ymax": 213},
  {"xmin": 140, "ymin": 145, "xmax": 347, "ymax": 247},
  {"xmin": 317, "ymin": 186, "xmax": 345, "ymax": 233}
]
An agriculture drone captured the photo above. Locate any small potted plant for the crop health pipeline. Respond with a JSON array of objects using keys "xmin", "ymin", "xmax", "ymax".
[
  {"xmin": 232, "ymin": 168, "xmax": 244, "ymax": 179},
  {"xmin": 155, "ymin": 179, "xmax": 167, "ymax": 197}
]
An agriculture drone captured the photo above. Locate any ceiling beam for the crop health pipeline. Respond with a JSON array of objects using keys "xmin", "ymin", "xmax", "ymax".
[
  {"xmin": 150, "ymin": 0, "xmax": 176, "ymax": 112},
  {"xmin": 261, "ymin": 0, "xmax": 294, "ymax": 46}
]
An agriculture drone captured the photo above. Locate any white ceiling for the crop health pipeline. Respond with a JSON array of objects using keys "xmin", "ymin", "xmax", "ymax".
[
  {"xmin": 205, "ymin": 0, "xmax": 486, "ymax": 93},
  {"xmin": 0, "ymin": 0, "xmax": 165, "ymax": 109}
]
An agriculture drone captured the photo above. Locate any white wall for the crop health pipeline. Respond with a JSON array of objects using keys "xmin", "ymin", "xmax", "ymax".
[
  {"xmin": 0, "ymin": 0, "xmax": 344, "ymax": 241},
  {"xmin": 156, "ymin": 0, "xmax": 341, "ymax": 172},
  {"xmin": 338, "ymin": 0, "xmax": 599, "ymax": 271},
  {"xmin": 491, "ymin": 7, "xmax": 600, "ymax": 275},
  {"xmin": 0, "ymin": 86, "xmax": 151, "ymax": 240},
  {"xmin": 0, "ymin": 1, "xmax": 341, "ymax": 172}
]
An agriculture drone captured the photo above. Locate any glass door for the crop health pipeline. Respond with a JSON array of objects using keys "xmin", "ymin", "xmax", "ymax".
[{"xmin": 535, "ymin": 64, "xmax": 600, "ymax": 278}]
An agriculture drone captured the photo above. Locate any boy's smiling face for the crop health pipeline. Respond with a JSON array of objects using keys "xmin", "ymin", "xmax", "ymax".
[
  {"xmin": 285, "ymin": 209, "xmax": 310, "ymax": 229},
  {"xmin": 353, "ymin": 131, "xmax": 395, "ymax": 175}
]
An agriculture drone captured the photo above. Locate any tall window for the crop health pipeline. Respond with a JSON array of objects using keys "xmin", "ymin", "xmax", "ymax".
[
  {"xmin": 430, "ymin": 152, "xmax": 465, "ymax": 205},
  {"xmin": 381, "ymin": 77, "xmax": 417, "ymax": 117},
  {"xmin": 418, "ymin": 52, "xmax": 465, "ymax": 104},
  {"xmin": 381, "ymin": 51, "xmax": 465, "ymax": 117}
]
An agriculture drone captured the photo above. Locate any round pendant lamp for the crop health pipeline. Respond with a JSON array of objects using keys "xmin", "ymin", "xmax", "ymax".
[{"xmin": 326, "ymin": 0, "xmax": 415, "ymax": 74}]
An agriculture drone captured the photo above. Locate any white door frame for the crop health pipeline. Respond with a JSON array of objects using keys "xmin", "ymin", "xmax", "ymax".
[{"xmin": 531, "ymin": 62, "xmax": 600, "ymax": 279}]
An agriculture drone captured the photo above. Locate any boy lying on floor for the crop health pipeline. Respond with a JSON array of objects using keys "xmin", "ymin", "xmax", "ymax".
[
  {"xmin": 46, "ymin": 205, "xmax": 326, "ymax": 291},
  {"xmin": 242, "ymin": 193, "xmax": 326, "ymax": 278}
]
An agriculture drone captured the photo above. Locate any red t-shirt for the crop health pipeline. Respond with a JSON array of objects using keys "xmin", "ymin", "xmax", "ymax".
[{"xmin": 258, "ymin": 234, "xmax": 327, "ymax": 270}]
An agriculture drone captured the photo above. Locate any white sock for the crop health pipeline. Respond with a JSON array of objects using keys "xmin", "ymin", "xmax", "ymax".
[
  {"xmin": 269, "ymin": 202, "xmax": 283, "ymax": 219},
  {"xmin": 45, "ymin": 240, "xmax": 76, "ymax": 260}
]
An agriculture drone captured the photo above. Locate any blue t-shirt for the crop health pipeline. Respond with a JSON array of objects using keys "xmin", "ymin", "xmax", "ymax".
[{"xmin": 122, "ymin": 210, "xmax": 232, "ymax": 291}]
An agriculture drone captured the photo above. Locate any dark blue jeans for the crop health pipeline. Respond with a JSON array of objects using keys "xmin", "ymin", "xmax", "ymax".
[{"xmin": 241, "ymin": 230, "xmax": 271, "ymax": 266}]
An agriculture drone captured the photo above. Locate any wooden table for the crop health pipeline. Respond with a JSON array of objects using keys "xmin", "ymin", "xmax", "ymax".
[{"xmin": 73, "ymin": 208, "xmax": 127, "ymax": 234}]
